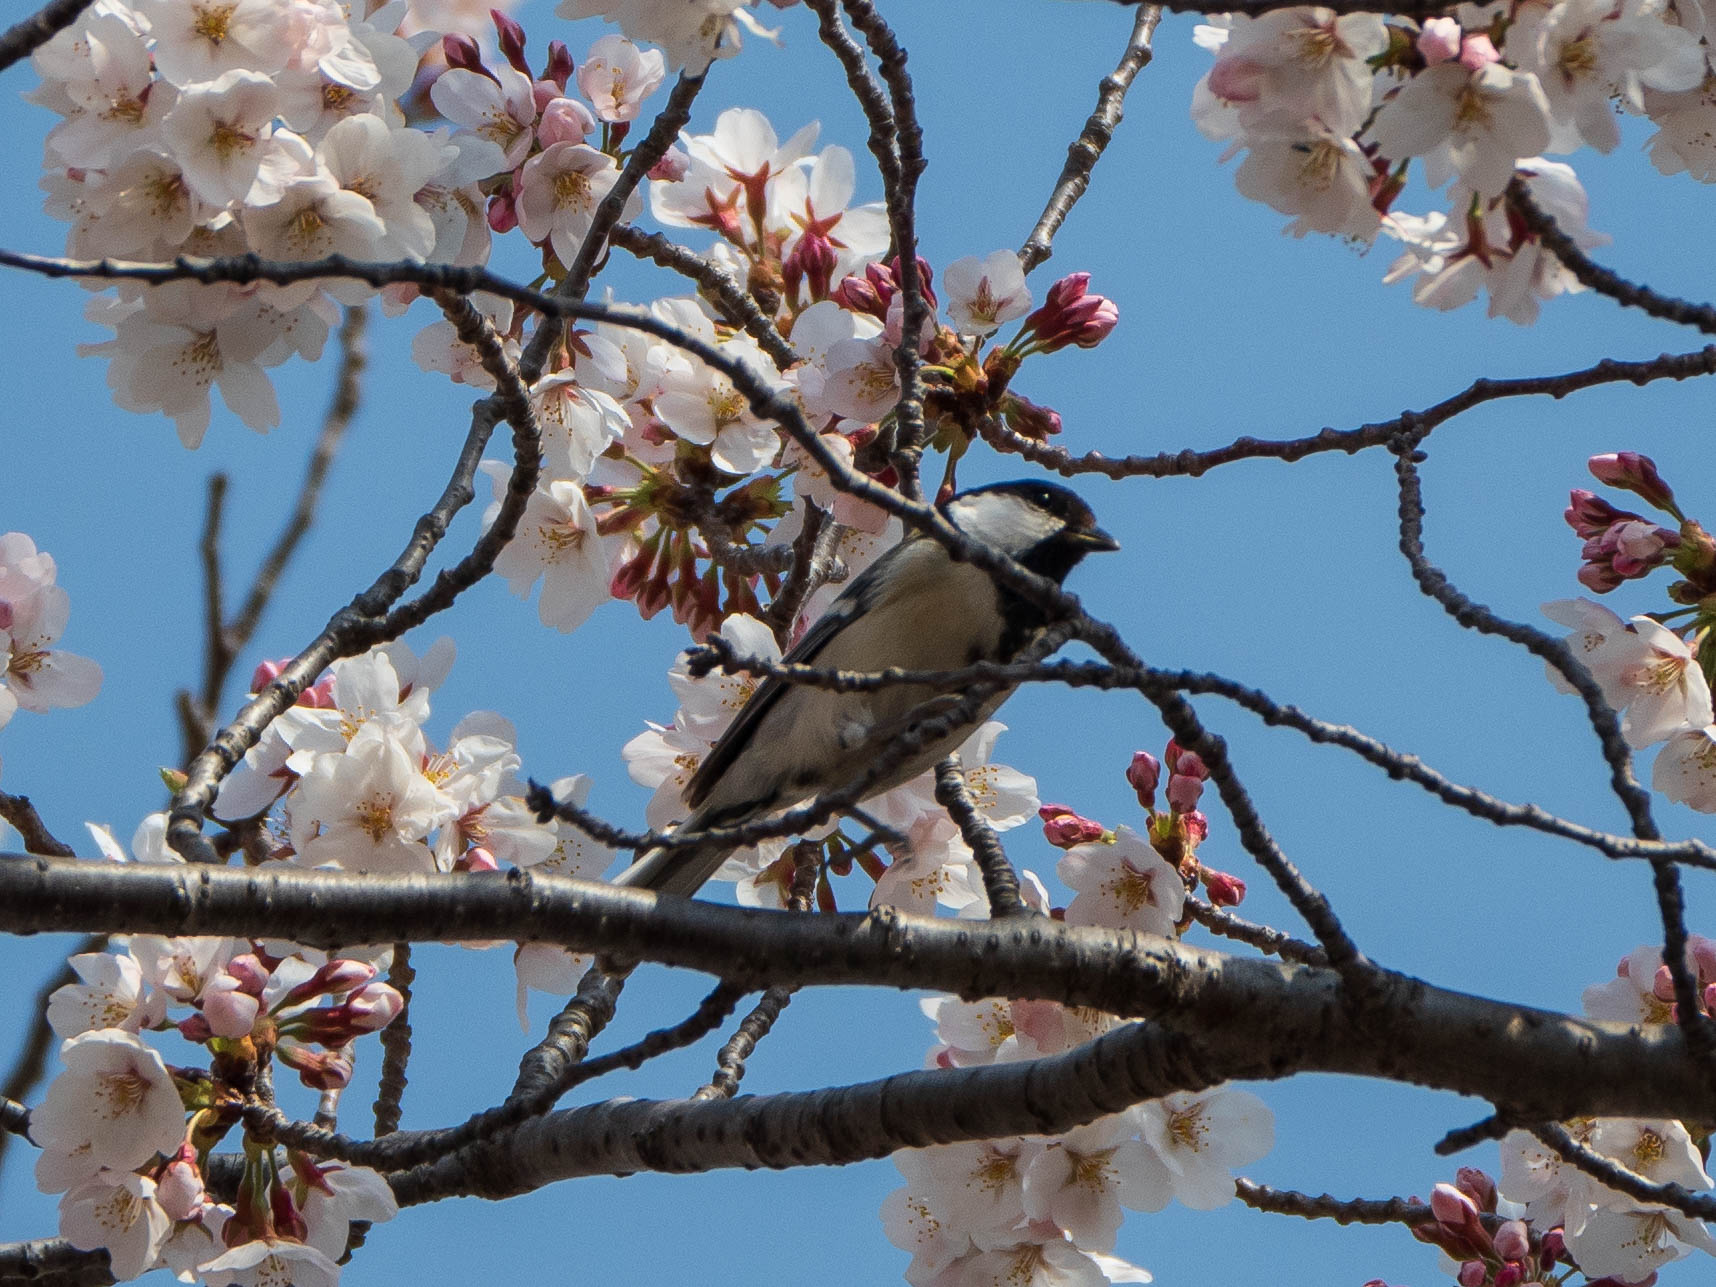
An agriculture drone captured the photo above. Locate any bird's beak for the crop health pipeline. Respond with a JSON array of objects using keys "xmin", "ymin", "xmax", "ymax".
[{"xmin": 1072, "ymin": 525, "xmax": 1120, "ymax": 552}]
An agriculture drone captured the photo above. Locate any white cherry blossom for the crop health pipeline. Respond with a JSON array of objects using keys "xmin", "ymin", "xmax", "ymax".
[
  {"xmin": 485, "ymin": 469, "xmax": 613, "ymax": 633},
  {"xmin": 577, "ymin": 35, "xmax": 667, "ymax": 122},
  {"xmin": 943, "ymin": 251, "xmax": 1033, "ymax": 337},
  {"xmin": 516, "ymin": 142, "xmax": 633, "ymax": 267},
  {"xmin": 1132, "ymin": 1085, "xmax": 1275, "ymax": 1210},
  {"xmin": 159, "ymin": 69, "xmax": 282, "ymax": 206},
  {"xmin": 1370, "ymin": 62, "xmax": 1554, "ymax": 196},
  {"xmin": 47, "ymin": 953, "xmax": 164, "ymax": 1038},
  {"xmin": 32, "ymin": 1029, "xmax": 187, "ymax": 1193},
  {"xmin": 1058, "ymin": 825, "xmax": 1184, "ymax": 935},
  {"xmin": 58, "ymin": 1171, "xmax": 171, "ymax": 1280},
  {"xmin": 429, "ymin": 63, "xmax": 537, "ymax": 169}
]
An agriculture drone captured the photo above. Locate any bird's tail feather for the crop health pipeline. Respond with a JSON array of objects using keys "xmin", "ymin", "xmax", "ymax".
[{"xmin": 610, "ymin": 808, "xmax": 733, "ymax": 899}]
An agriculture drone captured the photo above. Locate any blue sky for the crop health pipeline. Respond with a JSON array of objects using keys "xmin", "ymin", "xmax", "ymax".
[{"xmin": 2, "ymin": 1, "xmax": 1715, "ymax": 1283}]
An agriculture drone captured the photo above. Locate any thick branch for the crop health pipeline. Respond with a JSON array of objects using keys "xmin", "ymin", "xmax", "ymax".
[{"xmin": 0, "ymin": 857, "xmax": 1710, "ymax": 1127}]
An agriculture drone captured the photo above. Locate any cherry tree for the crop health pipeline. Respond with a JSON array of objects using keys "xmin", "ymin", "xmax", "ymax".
[{"xmin": 1, "ymin": 0, "xmax": 1715, "ymax": 1284}]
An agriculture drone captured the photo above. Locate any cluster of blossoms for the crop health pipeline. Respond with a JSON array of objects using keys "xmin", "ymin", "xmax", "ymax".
[
  {"xmin": 1190, "ymin": 0, "xmax": 1716, "ymax": 322},
  {"xmin": 0, "ymin": 532, "xmax": 101, "ymax": 781},
  {"xmin": 32, "ymin": 0, "xmax": 494, "ymax": 446},
  {"xmin": 1544, "ymin": 452, "xmax": 1716, "ymax": 809},
  {"xmin": 32, "ymin": 923, "xmax": 403, "ymax": 1285},
  {"xmin": 1395, "ymin": 936, "xmax": 1716, "ymax": 1286},
  {"xmin": 881, "ymin": 750, "xmax": 1271, "ymax": 1286},
  {"xmin": 477, "ymin": 94, "xmax": 1120, "ymax": 640},
  {"xmin": 212, "ymin": 638, "xmax": 615, "ymax": 1019},
  {"xmin": 556, "ymin": 0, "xmax": 797, "ymax": 72}
]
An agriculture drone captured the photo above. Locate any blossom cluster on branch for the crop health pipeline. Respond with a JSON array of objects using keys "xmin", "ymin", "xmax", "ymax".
[{"xmin": 1191, "ymin": 0, "xmax": 1716, "ymax": 322}]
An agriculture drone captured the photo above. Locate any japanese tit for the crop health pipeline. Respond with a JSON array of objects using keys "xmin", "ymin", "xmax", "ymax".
[{"xmin": 612, "ymin": 480, "xmax": 1118, "ymax": 898}]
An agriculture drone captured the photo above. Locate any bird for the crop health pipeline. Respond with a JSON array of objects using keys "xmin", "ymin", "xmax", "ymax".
[{"xmin": 611, "ymin": 479, "xmax": 1119, "ymax": 898}]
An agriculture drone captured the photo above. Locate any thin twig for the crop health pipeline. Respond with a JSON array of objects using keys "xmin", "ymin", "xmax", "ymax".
[
  {"xmin": 0, "ymin": 0, "xmax": 96, "ymax": 73},
  {"xmin": 1184, "ymin": 895, "xmax": 1327, "ymax": 967},
  {"xmin": 976, "ymin": 347, "xmax": 1716, "ymax": 478},
  {"xmin": 0, "ymin": 792, "xmax": 77, "ymax": 856},
  {"xmin": 1508, "ymin": 177, "xmax": 1716, "ymax": 335},
  {"xmin": 371, "ymin": 944, "xmax": 414, "ymax": 1138},
  {"xmin": 1019, "ymin": 6, "xmax": 1162, "ymax": 273},
  {"xmin": 694, "ymin": 847, "xmax": 819, "ymax": 1100},
  {"xmin": 1236, "ymin": 1179, "xmax": 1436, "ymax": 1227},
  {"xmin": 1532, "ymin": 1121, "xmax": 1716, "ymax": 1220},
  {"xmin": 934, "ymin": 758, "xmax": 1029, "ymax": 917},
  {"xmin": 1392, "ymin": 443, "xmax": 1716, "ymax": 1076},
  {"xmin": 608, "ymin": 223, "xmax": 796, "ymax": 369}
]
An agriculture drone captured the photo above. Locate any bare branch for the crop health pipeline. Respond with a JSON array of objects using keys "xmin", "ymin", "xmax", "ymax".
[
  {"xmin": 1235, "ymin": 1179, "xmax": 1437, "ymax": 1227},
  {"xmin": 1508, "ymin": 177, "xmax": 1716, "ymax": 335},
  {"xmin": 372, "ymin": 943, "xmax": 414, "ymax": 1138},
  {"xmin": 0, "ymin": 793, "xmax": 76, "ymax": 857},
  {"xmin": 977, "ymin": 347, "xmax": 1716, "ymax": 478},
  {"xmin": 607, "ymin": 222, "xmax": 796, "ymax": 369},
  {"xmin": 1184, "ymin": 896, "xmax": 1328, "ymax": 967},
  {"xmin": 1019, "ymin": 5, "xmax": 1162, "ymax": 273},
  {"xmin": 934, "ymin": 758, "xmax": 1030, "ymax": 918},
  {"xmin": 1, "ymin": 857, "xmax": 1712, "ymax": 1128},
  {"xmin": 0, "ymin": 0, "xmax": 96, "ymax": 73},
  {"xmin": 1532, "ymin": 1121, "xmax": 1716, "ymax": 1221}
]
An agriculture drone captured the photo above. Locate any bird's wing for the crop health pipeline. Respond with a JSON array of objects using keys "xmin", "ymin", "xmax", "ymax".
[{"xmin": 681, "ymin": 537, "xmax": 914, "ymax": 812}]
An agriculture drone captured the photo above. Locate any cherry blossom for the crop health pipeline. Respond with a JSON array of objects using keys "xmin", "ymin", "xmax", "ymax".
[
  {"xmin": 31, "ymin": 1029, "xmax": 187, "ymax": 1193},
  {"xmin": 200, "ymin": 1238, "xmax": 343, "ymax": 1287},
  {"xmin": 1058, "ymin": 826, "xmax": 1185, "ymax": 935},
  {"xmin": 287, "ymin": 718, "xmax": 452, "ymax": 873},
  {"xmin": 1132, "ymin": 1085, "xmax": 1275, "ymax": 1210},
  {"xmin": 1020, "ymin": 1112, "xmax": 1165, "ymax": 1251},
  {"xmin": 159, "ymin": 70, "xmax": 283, "ymax": 206},
  {"xmin": 1369, "ymin": 62, "xmax": 1553, "ymax": 197},
  {"xmin": 1202, "ymin": 7, "xmax": 1388, "ymax": 138},
  {"xmin": 1655, "ymin": 724, "xmax": 1716, "ymax": 809},
  {"xmin": 485, "ymin": 469, "xmax": 614, "ymax": 632},
  {"xmin": 516, "ymin": 141, "xmax": 633, "ymax": 267},
  {"xmin": 46, "ymin": 952, "xmax": 164, "ymax": 1038},
  {"xmin": 58, "ymin": 1170, "xmax": 171, "ymax": 1280},
  {"xmin": 429, "ymin": 62, "xmax": 538, "ymax": 169},
  {"xmin": 135, "ymin": 0, "xmax": 292, "ymax": 88},
  {"xmin": 943, "ymin": 251, "xmax": 1033, "ymax": 338},
  {"xmin": 556, "ymin": 0, "xmax": 780, "ymax": 73},
  {"xmin": 577, "ymin": 34, "xmax": 667, "ymax": 122},
  {"xmin": 0, "ymin": 533, "xmax": 102, "ymax": 728}
]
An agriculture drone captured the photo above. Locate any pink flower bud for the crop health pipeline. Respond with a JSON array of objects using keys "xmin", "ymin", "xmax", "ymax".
[
  {"xmin": 442, "ymin": 34, "xmax": 489, "ymax": 78},
  {"xmin": 785, "ymin": 228, "xmax": 839, "ymax": 302},
  {"xmin": 544, "ymin": 40, "xmax": 573, "ymax": 89},
  {"xmin": 1493, "ymin": 1219, "xmax": 1530, "ymax": 1262},
  {"xmin": 1456, "ymin": 1166, "xmax": 1496, "ymax": 1210},
  {"xmin": 1564, "ymin": 489, "xmax": 1640, "ymax": 539},
  {"xmin": 1431, "ymin": 1182, "xmax": 1489, "ymax": 1248},
  {"xmin": 649, "ymin": 146, "xmax": 690, "ymax": 182},
  {"xmin": 537, "ymin": 96, "xmax": 597, "ymax": 145},
  {"xmin": 201, "ymin": 982, "xmax": 260, "ymax": 1039},
  {"xmin": 461, "ymin": 846, "xmax": 501, "ymax": 873},
  {"xmin": 1589, "ymin": 451, "xmax": 1677, "ymax": 513},
  {"xmin": 277, "ymin": 1040, "xmax": 354, "ymax": 1090},
  {"xmin": 225, "ymin": 953, "xmax": 270, "ymax": 996},
  {"xmin": 1182, "ymin": 811, "xmax": 1209, "ymax": 843},
  {"xmin": 1539, "ymin": 1228, "xmax": 1565, "ymax": 1263},
  {"xmin": 1022, "ymin": 272, "xmax": 1119, "ymax": 352},
  {"xmin": 1459, "ymin": 34, "xmax": 1500, "ymax": 69},
  {"xmin": 492, "ymin": 9, "xmax": 529, "ymax": 74},
  {"xmin": 1000, "ymin": 393, "xmax": 1062, "ymax": 441},
  {"xmin": 1126, "ymin": 750, "xmax": 1161, "ymax": 805},
  {"xmin": 249, "ymin": 659, "xmax": 287, "ymax": 692},
  {"xmin": 1653, "ymin": 962, "xmax": 1677, "ymax": 1001},
  {"xmin": 158, "ymin": 1151, "xmax": 205, "ymax": 1222},
  {"xmin": 1492, "ymin": 1266, "xmax": 1522, "ymax": 1287},
  {"xmin": 1418, "ymin": 17, "xmax": 1462, "ymax": 64},
  {"xmin": 177, "ymin": 1013, "xmax": 213, "ymax": 1042},
  {"xmin": 1456, "ymin": 1260, "xmax": 1486, "ymax": 1287},
  {"xmin": 343, "ymin": 982, "xmax": 405, "ymax": 1032},
  {"xmin": 1166, "ymin": 773, "xmax": 1204, "ymax": 814},
  {"xmin": 1038, "ymin": 804, "xmax": 1106, "ymax": 848},
  {"xmin": 282, "ymin": 958, "xmax": 378, "ymax": 1008},
  {"xmin": 1175, "ymin": 750, "xmax": 1210, "ymax": 780},
  {"xmin": 487, "ymin": 190, "xmax": 518, "ymax": 234},
  {"xmin": 1203, "ymin": 869, "xmax": 1246, "ymax": 907},
  {"xmin": 270, "ymin": 1179, "xmax": 309, "ymax": 1241}
]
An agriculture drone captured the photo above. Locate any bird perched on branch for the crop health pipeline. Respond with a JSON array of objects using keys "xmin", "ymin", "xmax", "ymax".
[{"xmin": 612, "ymin": 479, "xmax": 1118, "ymax": 898}]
